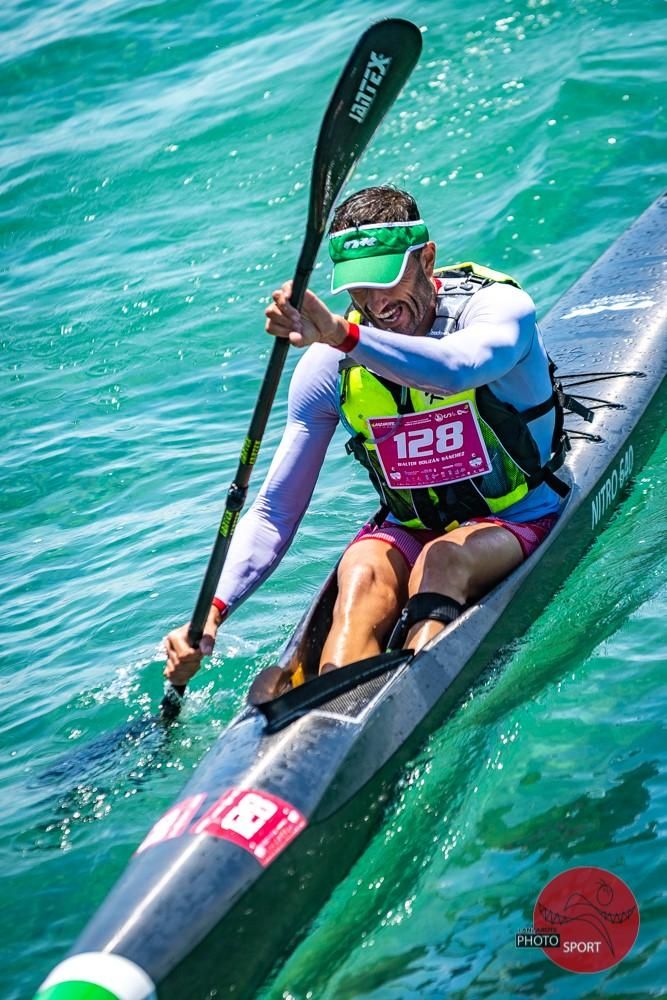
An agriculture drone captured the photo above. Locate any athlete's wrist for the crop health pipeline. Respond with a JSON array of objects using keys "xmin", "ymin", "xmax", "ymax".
[
  {"xmin": 329, "ymin": 317, "xmax": 360, "ymax": 352},
  {"xmin": 322, "ymin": 314, "xmax": 349, "ymax": 347},
  {"xmin": 210, "ymin": 599, "xmax": 228, "ymax": 627}
]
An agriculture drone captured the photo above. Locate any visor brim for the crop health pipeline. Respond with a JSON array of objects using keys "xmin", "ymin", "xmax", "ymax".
[{"xmin": 330, "ymin": 245, "xmax": 425, "ymax": 295}]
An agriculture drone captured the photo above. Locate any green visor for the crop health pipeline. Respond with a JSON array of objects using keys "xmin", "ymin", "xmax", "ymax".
[{"xmin": 329, "ymin": 220, "xmax": 429, "ymax": 294}]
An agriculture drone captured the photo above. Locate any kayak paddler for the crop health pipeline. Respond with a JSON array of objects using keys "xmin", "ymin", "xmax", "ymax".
[{"xmin": 165, "ymin": 185, "xmax": 566, "ymax": 681}]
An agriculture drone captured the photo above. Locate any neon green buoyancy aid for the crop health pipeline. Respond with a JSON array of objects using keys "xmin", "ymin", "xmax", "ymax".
[{"xmin": 338, "ymin": 262, "xmax": 568, "ymax": 531}]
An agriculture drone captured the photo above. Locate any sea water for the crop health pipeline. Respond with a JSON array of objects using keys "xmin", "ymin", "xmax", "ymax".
[{"xmin": 1, "ymin": 0, "xmax": 665, "ymax": 996}]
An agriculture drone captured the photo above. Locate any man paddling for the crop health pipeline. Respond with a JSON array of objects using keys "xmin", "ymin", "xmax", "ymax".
[{"xmin": 166, "ymin": 186, "xmax": 566, "ymax": 682}]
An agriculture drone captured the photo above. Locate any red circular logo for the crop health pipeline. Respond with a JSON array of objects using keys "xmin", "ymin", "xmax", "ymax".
[{"xmin": 534, "ymin": 866, "xmax": 639, "ymax": 973}]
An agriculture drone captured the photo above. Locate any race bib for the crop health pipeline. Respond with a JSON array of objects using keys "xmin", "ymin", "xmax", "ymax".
[{"xmin": 367, "ymin": 401, "xmax": 492, "ymax": 489}]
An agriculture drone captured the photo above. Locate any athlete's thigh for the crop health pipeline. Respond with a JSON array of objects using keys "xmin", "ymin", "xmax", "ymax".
[{"xmin": 414, "ymin": 521, "xmax": 523, "ymax": 602}]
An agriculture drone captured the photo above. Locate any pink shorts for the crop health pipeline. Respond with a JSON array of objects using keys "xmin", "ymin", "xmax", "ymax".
[{"xmin": 348, "ymin": 514, "xmax": 559, "ymax": 569}]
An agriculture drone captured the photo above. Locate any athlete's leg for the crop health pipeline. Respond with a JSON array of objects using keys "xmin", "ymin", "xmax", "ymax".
[
  {"xmin": 319, "ymin": 538, "xmax": 410, "ymax": 672},
  {"xmin": 405, "ymin": 522, "xmax": 524, "ymax": 650}
]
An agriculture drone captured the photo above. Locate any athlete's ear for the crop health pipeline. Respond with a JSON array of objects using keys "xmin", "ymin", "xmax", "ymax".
[{"xmin": 420, "ymin": 241, "xmax": 436, "ymax": 278}]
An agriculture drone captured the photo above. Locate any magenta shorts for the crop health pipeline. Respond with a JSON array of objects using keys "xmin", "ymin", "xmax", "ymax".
[{"xmin": 348, "ymin": 514, "xmax": 559, "ymax": 569}]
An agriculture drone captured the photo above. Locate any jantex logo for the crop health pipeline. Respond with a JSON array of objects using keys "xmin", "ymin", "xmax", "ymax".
[{"xmin": 348, "ymin": 51, "xmax": 392, "ymax": 124}]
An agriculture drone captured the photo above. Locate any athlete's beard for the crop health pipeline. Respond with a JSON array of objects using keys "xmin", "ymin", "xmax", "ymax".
[{"xmin": 362, "ymin": 261, "xmax": 436, "ymax": 336}]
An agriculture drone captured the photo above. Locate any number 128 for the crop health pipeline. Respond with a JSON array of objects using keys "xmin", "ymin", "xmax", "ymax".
[{"xmin": 394, "ymin": 421, "xmax": 464, "ymax": 459}]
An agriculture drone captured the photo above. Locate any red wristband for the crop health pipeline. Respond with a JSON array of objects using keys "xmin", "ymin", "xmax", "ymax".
[
  {"xmin": 335, "ymin": 321, "xmax": 360, "ymax": 353},
  {"xmin": 212, "ymin": 598, "xmax": 228, "ymax": 618}
]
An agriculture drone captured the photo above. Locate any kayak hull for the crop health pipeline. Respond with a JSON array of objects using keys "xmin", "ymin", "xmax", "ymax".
[{"xmin": 36, "ymin": 193, "xmax": 667, "ymax": 999}]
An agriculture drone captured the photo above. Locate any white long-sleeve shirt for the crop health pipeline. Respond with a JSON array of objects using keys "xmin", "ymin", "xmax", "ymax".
[{"xmin": 215, "ymin": 281, "xmax": 561, "ymax": 613}]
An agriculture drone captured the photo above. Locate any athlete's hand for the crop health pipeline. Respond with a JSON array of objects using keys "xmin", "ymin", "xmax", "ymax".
[
  {"xmin": 164, "ymin": 607, "xmax": 221, "ymax": 686},
  {"xmin": 265, "ymin": 281, "xmax": 348, "ymax": 348}
]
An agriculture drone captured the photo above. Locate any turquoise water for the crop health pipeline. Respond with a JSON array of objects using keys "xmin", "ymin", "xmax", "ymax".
[{"xmin": 1, "ymin": 0, "xmax": 665, "ymax": 997}]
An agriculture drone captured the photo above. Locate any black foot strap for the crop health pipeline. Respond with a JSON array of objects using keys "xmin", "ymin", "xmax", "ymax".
[
  {"xmin": 388, "ymin": 592, "xmax": 464, "ymax": 650},
  {"xmin": 250, "ymin": 649, "xmax": 414, "ymax": 733}
]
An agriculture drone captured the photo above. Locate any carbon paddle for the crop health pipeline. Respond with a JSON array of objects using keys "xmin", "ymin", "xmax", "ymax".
[
  {"xmin": 162, "ymin": 18, "xmax": 423, "ymax": 716},
  {"xmin": 37, "ymin": 20, "xmax": 422, "ymax": 787}
]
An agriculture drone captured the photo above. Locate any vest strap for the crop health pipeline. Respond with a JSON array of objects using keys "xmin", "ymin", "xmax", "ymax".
[
  {"xmin": 370, "ymin": 504, "xmax": 391, "ymax": 528},
  {"xmin": 433, "ymin": 480, "xmax": 490, "ymax": 522},
  {"xmin": 559, "ymin": 390, "xmax": 595, "ymax": 423},
  {"xmin": 346, "ymin": 434, "xmax": 392, "ymax": 508},
  {"xmin": 409, "ymin": 489, "xmax": 445, "ymax": 532},
  {"xmin": 525, "ymin": 435, "xmax": 571, "ymax": 497},
  {"xmin": 543, "ymin": 469, "xmax": 570, "ymax": 498},
  {"xmin": 521, "ymin": 391, "xmax": 557, "ymax": 422},
  {"xmin": 338, "ymin": 356, "xmax": 357, "ymax": 372}
]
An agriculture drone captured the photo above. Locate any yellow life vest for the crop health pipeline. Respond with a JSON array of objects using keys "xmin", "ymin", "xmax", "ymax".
[{"xmin": 339, "ymin": 262, "xmax": 568, "ymax": 531}]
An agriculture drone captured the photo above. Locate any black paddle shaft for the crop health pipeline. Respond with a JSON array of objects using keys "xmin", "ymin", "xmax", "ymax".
[{"xmin": 172, "ymin": 19, "xmax": 422, "ymax": 699}]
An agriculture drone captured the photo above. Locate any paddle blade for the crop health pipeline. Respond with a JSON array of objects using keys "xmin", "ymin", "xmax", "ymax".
[
  {"xmin": 33, "ymin": 712, "xmax": 172, "ymax": 788},
  {"xmin": 308, "ymin": 19, "xmax": 422, "ymax": 238}
]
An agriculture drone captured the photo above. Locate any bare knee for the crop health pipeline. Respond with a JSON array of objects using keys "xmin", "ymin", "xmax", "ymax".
[
  {"xmin": 337, "ymin": 556, "xmax": 399, "ymax": 617},
  {"xmin": 409, "ymin": 538, "xmax": 471, "ymax": 603},
  {"xmin": 335, "ymin": 544, "xmax": 408, "ymax": 621}
]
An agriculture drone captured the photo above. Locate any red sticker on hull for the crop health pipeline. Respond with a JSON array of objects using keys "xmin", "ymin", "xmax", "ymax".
[
  {"xmin": 136, "ymin": 792, "xmax": 207, "ymax": 854},
  {"xmin": 191, "ymin": 788, "xmax": 307, "ymax": 866}
]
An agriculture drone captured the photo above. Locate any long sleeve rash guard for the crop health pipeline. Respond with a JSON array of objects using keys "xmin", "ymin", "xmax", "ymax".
[{"xmin": 214, "ymin": 281, "xmax": 562, "ymax": 615}]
